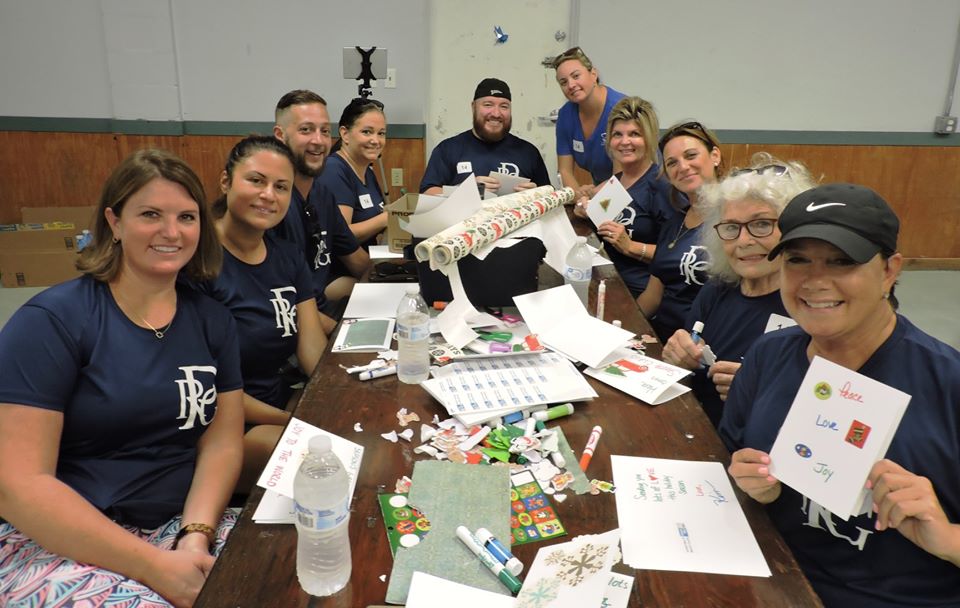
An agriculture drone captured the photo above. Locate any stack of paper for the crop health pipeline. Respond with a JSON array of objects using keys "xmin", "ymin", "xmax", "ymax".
[
  {"xmin": 513, "ymin": 285, "xmax": 634, "ymax": 368},
  {"xmin": 611, "ymin": 455, "xmax": 771, "ymax": 577},
  {"xmin": 421, "ymin": 352, "xmax": 597, "ymax": 426},
  {"xmin": 515, "ymin": 529, "xmax": 623, "ymax": 607},
  {"xmin": 252, "ymin": 418, "xmax": 364, "ymax": 524}
]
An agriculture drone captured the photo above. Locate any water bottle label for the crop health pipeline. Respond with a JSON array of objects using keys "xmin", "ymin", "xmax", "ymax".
[
  {"xmin": 397, "ymin": 323, "xmax": 430, "ymax": 341},
  {"xmin": 294, "ymin": 497, "xmax": 349, "ymax": 531},
  {"xmin": 564, "ymin": 267, "xmax": 592, "ymax": 282}
]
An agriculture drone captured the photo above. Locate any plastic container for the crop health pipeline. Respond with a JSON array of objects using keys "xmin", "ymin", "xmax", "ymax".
[
  {"xmin": 294, "ymin": 435, "xmax": 352, "ymax": 597},
  {"xmin": 396, "ymin": 285, "xmax": 430, "ymax": 384},
  {"xmin": 563, "ymin": 236, "xmax": 593, "ymax": 307}
]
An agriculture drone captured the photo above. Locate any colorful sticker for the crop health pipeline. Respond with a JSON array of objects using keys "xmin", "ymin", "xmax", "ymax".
[{"xmin": 845, "ymin": 420, "xmax": 871, "ymax": 448}]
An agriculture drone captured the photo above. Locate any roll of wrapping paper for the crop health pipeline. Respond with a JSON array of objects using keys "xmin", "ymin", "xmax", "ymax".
[
  {"xmin": 429, "ymin": 187, "xmax": 574, "ymax": 268},
  {"xmin": 413, "ymin": 186, "xmax": 555, "ymax": 263}
]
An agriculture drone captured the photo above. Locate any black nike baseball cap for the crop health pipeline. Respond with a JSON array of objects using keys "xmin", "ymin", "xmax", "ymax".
[{"xmin": 767, "ymin": 183, "xmax": 899, "ymax": 263}]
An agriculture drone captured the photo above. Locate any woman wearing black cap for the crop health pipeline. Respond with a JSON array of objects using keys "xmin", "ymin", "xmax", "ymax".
[{"xmin": 720, "ymin": 183, "xmax": 960, "ymax": 606}]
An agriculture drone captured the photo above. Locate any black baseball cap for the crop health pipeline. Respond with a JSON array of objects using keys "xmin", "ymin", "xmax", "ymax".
[
  {"xmin": 768, "ymin": 183, "xmax": 899, "ymax": 263},
  {"xmin": 473, "ymin": 78, "xmax": 511, "ymax": 101}
]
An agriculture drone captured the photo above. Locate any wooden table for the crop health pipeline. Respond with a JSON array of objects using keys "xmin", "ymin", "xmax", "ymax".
[{"xmin": 197, "ymin": 235, "xmax": 821, "ymax": 607}]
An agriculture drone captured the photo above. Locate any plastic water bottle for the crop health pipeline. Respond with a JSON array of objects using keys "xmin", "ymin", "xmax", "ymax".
[
  {"xmin": 294, "ymin": 435, "xmax": 351, "ymax": 597},
  {"xmin": 396, "ymin": 285, "xmax": 430, "ymax": 384},
  {"xmin": 564, "ymin": 236, "xmax": 593, "ymax": 307},
  {"xmin": 75, "ymin": 230, "xmax": 92, "ymax": 251}
]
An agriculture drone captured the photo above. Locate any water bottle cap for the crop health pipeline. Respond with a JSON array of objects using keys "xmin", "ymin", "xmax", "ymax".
[
  {"xmin": 405, "ymin": 285, "xmax": 421, "ymax": 295},
  {"xmin": 307, "ymin": 434, "xmax": 332, "ymax": 454},
  {"xmin": 575, "ymin": 236, "xmax": 587, "ymax": 244}
]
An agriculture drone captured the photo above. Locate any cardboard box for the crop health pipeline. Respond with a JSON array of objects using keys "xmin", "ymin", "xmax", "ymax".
[
  {"xmin": 0, "ymin": 223, "xmax": 77, "ymax": 252},
  {"xmin": 22, "ymin": 206, "xmax": 97, "ymax": 230},
  {"xmin": 384, "ymin": 193, "xmax": 420, "ymax": 253},
  {"xmin": 0, "ymin": 250, "xmax": 81, "ymax": 287}
]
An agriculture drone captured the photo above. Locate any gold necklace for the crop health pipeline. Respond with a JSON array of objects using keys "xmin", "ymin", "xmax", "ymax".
[
  {"xmin": 668, "ymin": 222, "xmax": 691, "ymax": 249},
  {"xmin": 138, "ymin": 313, "xmax": 173, "ymax": 339}
]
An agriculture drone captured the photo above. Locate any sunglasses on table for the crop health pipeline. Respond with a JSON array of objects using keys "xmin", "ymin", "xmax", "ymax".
[
  {"xmin": 713, "ymin": 218, "xmax": 779, "ymax": 240},
  {"xmin": 729, "ymin": 164, "xmax": 789, "ymax": 177}
]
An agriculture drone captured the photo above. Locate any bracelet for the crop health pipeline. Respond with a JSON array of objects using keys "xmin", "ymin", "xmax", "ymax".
[
  {"xmin": 174, "ymin": 522, "xmax": 216, "ymax": 549},
  {"xmin": 640, "ymin": 243, "xmax": 648, "ymax": 261}
]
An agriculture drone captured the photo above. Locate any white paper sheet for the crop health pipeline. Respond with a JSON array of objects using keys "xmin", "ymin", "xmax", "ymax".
[
  {"xmin": 342, "ymin": 283, "xmax": 418, "ymax": 318},
  {"xmin": 768, "ymin": 356, "xmax": 911, "ymax": 520},
  {"xmin": 422, "ymin": 352, "xmax": 596, "ymax": 421},
  {"xmin": 406, "ymin": 571, "xmax": 515, "ymax": 608},
  {"xmin": 255, "ymin": 418, "xmax": 364, "ymax": 501},
  {"xmin": 601, "ymin": 573, "xmax": 634, "ymax": 608},
  {"xmin": 516, "ymin": 529, "xmax": 621, "ymax": 607},
  {"xmin": 586, "ymin": 176, "xmax": 632, "ymax": 227},
  {"xmin": 612, "ymin": 455, "xmax": 771, "ymax": 577},
  {"xmin": 488, "ymin": 170, "xmax": 531, "ymax": 196},
  {"xmin": 436, "ymin": 263, "xmax": 499, "ymax": 349},
  {"xmin": 584, "ymin": 349, "xmax": 692, "ymax": 405},
  {"xmin": 369, "ymin": 244, "xmax": 404, "ymax": 259},
  {"xmin": 513, "ymin": 285, "xmax": 634, "ymax": 368},
  {"xmin": 401, "ymin": 176, "xmax": 482, "ymax": 237}
]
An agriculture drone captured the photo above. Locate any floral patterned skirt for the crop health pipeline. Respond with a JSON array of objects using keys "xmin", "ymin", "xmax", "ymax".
[{"xmin": 0, "ymin": 509, "xmax": 239, "ymax": 608}]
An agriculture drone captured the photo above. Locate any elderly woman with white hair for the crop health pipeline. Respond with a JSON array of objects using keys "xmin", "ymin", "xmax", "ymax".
[{"xmin": 661, "ymin": 154, "xmax": 816, "ymax": 426}]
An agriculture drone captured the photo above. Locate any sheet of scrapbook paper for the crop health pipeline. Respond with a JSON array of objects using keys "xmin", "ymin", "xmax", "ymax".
[{"xmin": 386, "ymin": 461, "xmax": 512, "ymax": 604}]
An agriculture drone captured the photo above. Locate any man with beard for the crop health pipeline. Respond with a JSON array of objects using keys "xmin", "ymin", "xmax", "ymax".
[
  {"xmin": 271, "ymin": 89, "xmax": 368, "ymax": 334},
  {"xmin": 419, "ymin": 78, "xmax": 551, "ymax": 195}
]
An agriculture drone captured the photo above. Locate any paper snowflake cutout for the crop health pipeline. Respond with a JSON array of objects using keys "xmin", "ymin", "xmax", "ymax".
[
  {"xmin": 516, "ymin": 577, "xmax": 561, "ymax": 608},
  {"xmin": 545, "ymin": 542, "xmax": 609, "ymax": 586}
]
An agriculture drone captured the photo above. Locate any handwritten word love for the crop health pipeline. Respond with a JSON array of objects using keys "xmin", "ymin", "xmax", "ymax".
[{"xmin": 815, "ymin": 414, "xmax": 839, "ymax": 431}]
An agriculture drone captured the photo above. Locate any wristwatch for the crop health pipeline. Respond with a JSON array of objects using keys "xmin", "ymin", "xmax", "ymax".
[{"xmin": 174, "ymin": 522, "xmax": 216, "ymax": 549}]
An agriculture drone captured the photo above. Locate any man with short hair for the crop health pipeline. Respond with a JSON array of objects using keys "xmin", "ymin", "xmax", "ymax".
[
  {"xmin": 272, "ymin": 89, "xmax": 368, "ymax": 334},
  {"xmin": 419, "ymin": 78, "xmax": 551, "ymax": 196}
]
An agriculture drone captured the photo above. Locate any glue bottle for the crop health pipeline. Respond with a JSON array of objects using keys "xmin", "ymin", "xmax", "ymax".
[
  {"xmin": 396, "ymin": 285, "xmax": 430, "ymax": 384},
  {"xmin": 564, "ymin": 236, "xmax": 593, "ymax": 307},
  {"xmin": 294, "ymin": 435, "xmax": 352, "ymax": 596}
]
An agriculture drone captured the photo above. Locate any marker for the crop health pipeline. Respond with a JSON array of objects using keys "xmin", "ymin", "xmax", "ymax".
[
  {"xmin": 358, "ymin": 365, "xmax": 398, "ymax": 381},
  {"xmin": 579, "ymin": 425, "xmax": 603, "ymax": 471},
  {"xmin": 475, "ymin": 527, "xmax": 523, "ymax": 575},
  {"xmin": 690, "ymin": 321, "xmax": 705, "ymax": 344},
  {"xmin": 523, "ymin": 416, "xmax": 537, "ymax": 437},
  {"xmin": 455, "ymin": 526, "xmax": 523, "ymax": 594},
  {"xmin": 596, "ymin": 279, "xmax": 606, "ymax": 320},
  {"xmin": 532, "ymin": 402, "xmax": 575, "ymax": 422},
  {"xmin": 489, "ymin": 342, "xmax": 511, "ymax": 353}
]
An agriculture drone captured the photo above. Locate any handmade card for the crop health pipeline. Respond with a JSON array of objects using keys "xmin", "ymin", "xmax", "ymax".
[
  {"xmin": 489, "ymin": 170, "xmax": 531, "ymax": 196},
  {"xmin": 586, "ymin": 176, "xmax": 632, "ymax": 227},
  {"xmin": 331, "ymin": 317, "xmax": 395, "ymax": 352},
  {"xmin": 768, "ymin": 356, "xmax": 911, "ymax": 520},
  {"xmin": 611, "ymin": 455, "xmax": 771, "ymax": 577},
  {"xmin": 584, "ymin": 349, "xmax": 692, "ymax": 405}
]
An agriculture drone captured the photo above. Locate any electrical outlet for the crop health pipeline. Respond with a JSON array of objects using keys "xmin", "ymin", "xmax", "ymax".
[
  {"xmin": 385, "ymin": 68, "xmax": 397, "ymax": 89},
  {"xmin": 391, "ymin": 168, "xmax": 403, "ymax": 186},
  {"xmin": 934, "ymin": 115, "xmax": 957, "ymax": 134}
]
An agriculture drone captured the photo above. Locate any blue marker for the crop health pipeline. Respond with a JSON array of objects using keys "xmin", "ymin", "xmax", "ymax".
[
  {"xmin": 691, "ymin": 320, "xmax": 705, "ymax": 344},
  {"xmin": 475, "ymin": 527, "xmax": 523, "ymax": 575}
]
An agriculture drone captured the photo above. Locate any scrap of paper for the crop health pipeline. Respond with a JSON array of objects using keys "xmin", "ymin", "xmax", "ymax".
[
  {"xmin": 515, "ymin": 528, "xmax": 621, "ymax": 608},
  {"xmin": 611, "ymin": 455, "xmax": 770, "ymax": 577},
  {"xmin": 768, "ymin": 356, "xmax": 911, "ymax": 520}
]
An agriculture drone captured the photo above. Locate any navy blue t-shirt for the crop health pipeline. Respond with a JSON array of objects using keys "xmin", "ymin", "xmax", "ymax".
[
  {"xmin": 201, "ymin": 234, "xmax": 313, "ymax": 408},
  {"xmin": 719, "ymin": 317, "xmax": 960, "ymax": 607},
  {"xmin": 555, "ymin": 86, "xmax": 626, "ymax": 184},
  {"xmin": 271, "ymin": 183, "xmax": 361, "ymax": 307},
  {"xmin": 604, "ymin": 166, "xmax": 676, "ymax": 297},
  {"xmin": 647, "ymin": 213, "xmax": 710, "ymax": 342},
  {"xmin": 684, "ymin": 281, "xmax": 790, "ymax": 427},
  {"xmin": 0, "ymin": 276, "xmax": 242, "ymax": 528},
  {"xmin": 419, "ymin": 130, "xmax": 551, "ymax": 193},
  {"xmin": 313, "ymin": 153, "xmax": 385, "ymax": 250}
]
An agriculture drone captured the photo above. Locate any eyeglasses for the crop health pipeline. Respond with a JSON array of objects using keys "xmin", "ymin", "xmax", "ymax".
[
  {"xmin": 729, "ymin": 164, "xmax": 789, "ymax": 178},
  {"xmin": 714, "ymin": 218, "xmax": 779, "ymax": 241}
]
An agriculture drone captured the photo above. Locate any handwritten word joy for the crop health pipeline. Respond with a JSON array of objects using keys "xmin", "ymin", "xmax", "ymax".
[
  {"xmin": 813, "ymin": 462, "xmax": 835, "ymax": 482},
  {"xmin": 838, "ymin": 381, "xmax": 864, "ymax": 402}
]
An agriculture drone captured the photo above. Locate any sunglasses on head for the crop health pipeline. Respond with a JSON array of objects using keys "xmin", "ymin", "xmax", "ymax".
[
  {"xmin": 729, "ymin": 164, "xmax": 789, "ymax": 178},
  {"xmin": 658, "ymin": 121, "xmax": 710, "ymax": 151},
  {"xmin": 552, "ymin": 46, "xmax": 587, "ymax": 67}
]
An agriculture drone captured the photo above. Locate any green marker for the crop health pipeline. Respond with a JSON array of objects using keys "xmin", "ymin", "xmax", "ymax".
[{"xmin": 532, "ymin": 402, "xmax": 575, "ymax": 422}]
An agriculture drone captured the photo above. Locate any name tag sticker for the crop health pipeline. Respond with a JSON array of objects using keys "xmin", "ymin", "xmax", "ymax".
[
  {"xmin": 456, "ymin": 161, "xmax": 473, "ymax": 174},
  {"xmin": 358, "ymin": 194, "xmax": 374, "ymax": 209},
  {"xmin": 572, "ymin": 140, "xmax": 585, "ymax": 153}
]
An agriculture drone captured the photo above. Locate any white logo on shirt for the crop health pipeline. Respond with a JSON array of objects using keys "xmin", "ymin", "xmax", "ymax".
[
  {"xmin": 175, "ymin": 365, "xmax": 218, "ymax": 430},
  {"xmin": 572, "ymin": 140, "xmax": 584, "ymax": 153},
  {"xmin": 801, "ymin": 497, "xmax": 873, "ymax": 551},
  {"xmin": 615, "ymin": 206, "xmax": 636, "ymax": 239},
  {"xmin": 358, "ymin": 194, "xmax": 374, "ymax": 209},
  {"xmin": 269, "ymin": 287, "xmax": 298, "ymax": 337},
  {"xmin": 495, "ymin": 162, "xmax": 520, "ymax": 176},
  {"xmin": 314, "ymin": 231, "xmax": 331, "ymax": 269},
  {"xmin": 457, "ymin": 161, "xmax": 473, "ymax": 173},
  {"xmin": 806, "ymin": 202, "xmax": 846, "ymax": 212},
  {"xmin": 678, "ymin": 245, "xmax": 709, "ymax": 285}
]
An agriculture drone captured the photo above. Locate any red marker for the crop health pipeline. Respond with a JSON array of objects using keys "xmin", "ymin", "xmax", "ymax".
[{"xmin": 579, "ymin": 425, "xmax": 603, "ymax": 471}]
